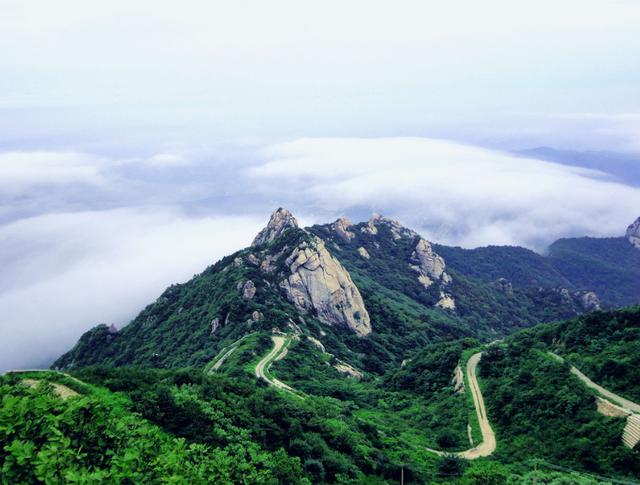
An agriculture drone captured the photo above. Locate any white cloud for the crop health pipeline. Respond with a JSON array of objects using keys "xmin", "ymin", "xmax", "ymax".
[
  {"xmin": 0, "ymin": 208, "xmax": 262, "ymax": 372},
  {"xmin": 144, "ymin": 153, "xmax": 188, "ymax": 167},
  {"xmin": 0, "ymin": 151, "xmax": 106, "ymax": 193},
  {"xmin": 249, "ymin": 137, "xmax": 640, "ymax": 248}
]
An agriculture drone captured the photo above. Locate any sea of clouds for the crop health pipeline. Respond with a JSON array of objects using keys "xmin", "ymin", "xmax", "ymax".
[{"xmin": 1, "ymin": 137, "xmax": 639, "ymax": 371}]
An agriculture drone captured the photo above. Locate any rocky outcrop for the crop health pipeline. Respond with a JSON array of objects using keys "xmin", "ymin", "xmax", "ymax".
[
  {"xmin": 627, "ymin": 217, "xmax": 640, "ymax": 249},
  {"xmin": 361, "ymin": 213, "xmax": 418, "ymax": 240},
  {"xmin": 252, "ymin": 208, "xmax": 299, "ymax": 246},
  {"xmin": 491, "ymin": 278, "xmax": 513, "ymax": 297},
  {"xmin": 334, "ymin": 361, "xmax": 363, "ymax": 379},
  {"xmin": 260, "ymin": 246, "xmax": 289, "ymax": 273},
  {"xmin": 210, "ymin": 318, "xmax": 220, "ymax": 334},
  {"xmin": 452, "ymin": 363, "xmax": 464, "ymax": 394},
  {"xmin": 251, "ymin": 310, "xmax": 263, "ymax": 322},
  {"xmin": 436, "ymin": 292, "xmax": 456, "ymax": 310},
  {"xmin": 331, "ymin": 217, "xmax": 355, "ymax": 242},
  {"xmin": 307, "ymin": 336, "xmax": 326, "ymax": 353},
  {"xmin": 574, "ymin": 290, "xmax": 601, "ymax": 312},
  {"xmin": 538, "ymin": 287, "xmax": 600, "ymax": 314},
  {"xmin": 410, "ymin": 238, "xmax": 452, "ymax": 288},
  {"xmin": 239, "ymin": 280, "xmax": 256, "ymax": 300},
  {"xmin": 358, "ymin": 247, "xmax": 370, "ymax": 259},
  {"xmin": 279, "ymin": 237, "xmax": 371, "ymax": 336}
]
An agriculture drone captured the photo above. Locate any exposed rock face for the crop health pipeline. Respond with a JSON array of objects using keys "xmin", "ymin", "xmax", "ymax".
[
  {"xmin": 436, "ymin": 292, "xmax": 456, "ymax": 310},
  {"xmin": 241, "ymin": 280, "xmax": 256, "ymax": 300},
  {"xmin": 540, "ymin": 287, "xmax": 600, "ymax": 314},
  {"xmin": 452, "ymin": 363, "xmax": 464, "ymax": 394},
  {"xmin": 252, "ymin": 208, "xmax": 299, "ymax": 246},
  {"xmin": 251, "ymin": 310, "xmax": 263, "ymax": 322},
  {"xmin": 334, "ymin": 361, "xmax": 363, "ymax": 379},
  {"xmin": 331, "ymin": 217, "xmax": 355, "ymax": 242},
  {"xmin": 246, "ymin": 253, "xmax": 260, "ymax": 266},
  {"xmin": 361, "ymin": 213, "xmax": 418, "ymax": 240},
  {"xmin": 358, "ymin": 247, "xmax": 370, "ymax": 259},
  {"xmin": 361, "ymin": 215, "xmax": 379, "ymax": 235},
  {"xmin": 492, "ymin": 278, "xmax": 514, "ymax": 297},
  {"xmin": 260, "ymin": 246, "xmax": 288, "ymax": 273},
  {"xmin": 210, "ymin": 318, "xmax": 220, "ymax": 334},
  {"xmin": 279, "ymin": 237, "xmax": 371, "ymax": 336},
  {"xmin": 574, "ymin": 290, "xmax": 601, "ymax": 312},
  {"xmin": 307, "ymin": 336, "xmax": 326, "ymax": 353},
  {"xmin": 627, "ymin": 217, "xmax": 640, "ymax": 249},
  {"xmin": 410, "ymin": 238, "xmax": 452, "ymax": 288}
]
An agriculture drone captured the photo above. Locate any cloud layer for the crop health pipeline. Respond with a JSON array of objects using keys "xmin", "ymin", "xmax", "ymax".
[
  {"xmin": 0, "ymin": 208, "xmax": 261, "ymax": 371},
  {"xmin": 1, "ymin": 137, "xmax": 639, "ymax": 371},
  {"xmin": 250, "ymin": 138, "xmax": 640, "ymax": 248}
]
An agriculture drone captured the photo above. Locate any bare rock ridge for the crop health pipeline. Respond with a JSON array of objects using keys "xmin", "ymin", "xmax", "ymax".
[
  {"xmin": 331, "ymin": 217, "xmax": 355, "ymax": 242},
  {"xmin": 628, "ymin": 217, "xmax": 640, "ymax": 249},
  {"xmin": 410, "ymin": 238, "xmax": 451, "ymax": 288},
  {"xmin": 280, "ymin": 237, "xmax": 372, "ymax": 336},
  {"xmin": 574, "ymin": 290, "xmax": 601, "ymax": 312},
  {"xmin": 347, "ymin": 212, "xmax": 456, "ymax": 310},
  {"xmin": 410, "ymin": 237, "xmax": 455, "ymax": 309},
  {"xmin": 252, "ymin": 208, "xmax": 299, "ymax": 246},
  {"xmin": 362, "ymin": 213, "xmax": 418, "ymax": 240}
]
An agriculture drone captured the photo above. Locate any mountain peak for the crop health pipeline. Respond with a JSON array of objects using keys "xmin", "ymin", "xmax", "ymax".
[
  {"xmin": 627, "ymin": 216, "xmax": 640, "ymax": 249},
  {"xmin": 361, "ymin": 213, "xmax": 418, "ymax": 240},
  {"xmin": 252, "ymin": 208, "xmax": 299, "ymax": 246}
]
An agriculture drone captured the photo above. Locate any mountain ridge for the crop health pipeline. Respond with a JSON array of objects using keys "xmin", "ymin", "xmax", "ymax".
[{"xmin": 54, "ymin": 209, "xmax": 640, "ymax": 372}]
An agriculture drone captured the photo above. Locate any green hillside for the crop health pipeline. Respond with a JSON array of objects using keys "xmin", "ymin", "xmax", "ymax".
[
  {"xmin": 41, "ymin": 211, "xmax": 640, "ymax": 483},
  {"xmin": 548, "ymin": 237, "xmax": 640, "ymax": 307}
]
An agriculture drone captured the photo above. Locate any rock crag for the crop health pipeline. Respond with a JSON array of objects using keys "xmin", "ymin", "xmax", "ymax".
[
  {"xmin": 410, "ymin": 238, "xmax": 451, "ymax": 287},
  {"xmin": 627, "ymin": 217, "xmax": 640, "ymax": 249},
  {"xmin": 280, "ymin": 237, "xmax": 371, "ymax": 336},
  {"xmin": 252, "ymin": 208, "xmax": 299, "ymax": 246}
]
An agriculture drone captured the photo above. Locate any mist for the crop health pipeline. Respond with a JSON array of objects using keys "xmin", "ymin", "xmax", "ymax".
[{"xmin": 1, "ymin": 0, "xmax": 640, "ymax": 370}]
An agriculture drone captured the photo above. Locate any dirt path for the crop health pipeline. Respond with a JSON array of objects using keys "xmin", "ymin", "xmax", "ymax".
[
  {"xmin": 549, "ymin": 352, "xmax": 640, "ymax": 413},
  {"xmin": 254, "ymin": 336, "xmax": 296, "ymax": 393},
  {"xmin": 205, "ymin": 333, "xmax": 256, "ymax": 374},
  {"xmin": 427, "ymin": 352, "xmax": 496, "ymax": 459},
  {"xmin": 211, "ymin": 346, "xmax": 238, "ymax": 372},
  {"xmin": 2, "ymin": 370, "xmax": 82, "ymax": 400},
  {"xmin": 22, "ymin": 379, "xmax": 79, "ymax": 400}
]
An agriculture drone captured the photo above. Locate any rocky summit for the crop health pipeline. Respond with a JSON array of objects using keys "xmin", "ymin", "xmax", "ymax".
[
  {"xmin": 628, "ymin": 216, "xmax": 640, "ymax": 249},
  {"xmin": 252, "ymin": 207, "xmax": 299, "ymax": 246}
]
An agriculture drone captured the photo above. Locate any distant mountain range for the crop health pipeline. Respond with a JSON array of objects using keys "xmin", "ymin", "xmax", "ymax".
[{"xmin": 516, "ymin": 147, "xmax": 640, "ymax": 185}]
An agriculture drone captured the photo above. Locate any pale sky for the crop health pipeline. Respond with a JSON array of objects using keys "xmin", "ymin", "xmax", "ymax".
[
  {"xmin": 1, "ymin": 0, "xmax": 640, "ymax": 149},
  {"xmin": 1, "ymin": 1, "xmax": 640, "ymax": 371}
]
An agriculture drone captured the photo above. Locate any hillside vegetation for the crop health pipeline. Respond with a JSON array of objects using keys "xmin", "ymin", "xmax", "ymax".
[{"xmin": 38, "ymin": 211, "xmax": 640, "ymax": 483}]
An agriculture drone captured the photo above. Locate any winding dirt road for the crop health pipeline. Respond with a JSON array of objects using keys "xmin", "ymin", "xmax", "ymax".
[
  {"xmin": 427, "ymin": 352, "xmax": 496, "ymax": 459},
  {"xmin": 549, "ymin": 352, "xmax": 640, "ymax": 413},
  {"xmin": 255, "ymin": 336, "xmax": 296, "ymax": 393},
  {"xmin": 211, "ymin": 346, "xmax": 238, "ymax": 372}
]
